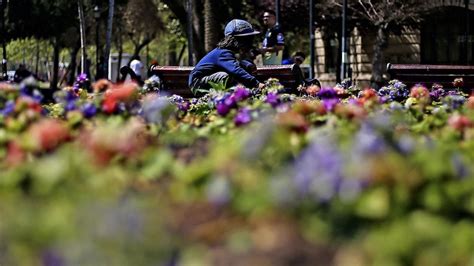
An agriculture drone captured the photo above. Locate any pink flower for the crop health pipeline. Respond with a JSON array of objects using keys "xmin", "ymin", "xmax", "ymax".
[
  {"xmin": 409, "ymin": 84, "xmax": 430, "ymax": 99},
  {"xmin": 448, "ymin": 114, "xmax": 471, "ymax": 131}
]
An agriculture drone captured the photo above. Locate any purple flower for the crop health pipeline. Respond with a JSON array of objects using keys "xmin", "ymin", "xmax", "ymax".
[
  {"xmin": 142, "ymin": 96, "xmax": 172, "ymax": 124},
  {"xmin": 73, "ymin": 73, "xmax": 89, "ymax": 92},
  {"xmin": 443, "ymin": 95, "xmax": 466, "ymax": 110},
  {"xmin": 169, "ymin": 94, "xmax": 184, "ymax": 103},
  {"xmin": 81, "ymin": 102, "xmax": 97, "ymax": 118},
  {"xmin": 322, "ymin": 98, "xmax": 339, "ymax": 111},
  {"xmin": 42, "ymin": 249, "xmax": 64, "ymax": 266},
  {"xmin": 393, "ymin": 81, "xmax": 405, "ymax": 90},
  {"xmin": 234, "ymin": 108, "xmax": 252, "ymax": 126},
  {"xmin": 65, "ymin": 91, "xmax": 78, "ymax": 101},
  {"xmin": 65, "ymin": 99, "xmax": 77, "ymax": 111},
  {"xmin": 353, "ymin": 124, "xmax": 386, "ymax": 154},
  {"xmin": 317, "ymin": 87, "xmax": 337, "ymax": 99},
  {"xmin": 216, "ymin": 102, "xmax": 231, "ymax": 116},
  {"xmin": 224, "ymin": 94, "xmax": 237, "ymax": 108},
  {"xmin": 233, "ymin": 86, "xmax": 251, "ymax": 101},
  {"xmin": 1, "ymin": 100, "xmax": 15, "ymax": 116},
  {"xmin": 293, "ymin": 135, "xmax": 345, "ymax": 201},
  {"xmin": 451, "ymin": 153, "xmax": 469, "ymax": 179},
  {"xmin": 77, "ymin": 73, "xmax": 88, "ymax": 82},
  {"xmin": 265, "ymin": 92, "xmax": 279, "ymax": 107},
  {"xmin": 397, "ymin": 134, "xmax": 414, "ymax": 154},
  {"xmin": 389, "ymin": 102, "xmax": 404, "ymax": 110},
  {"xmin": 177, "ymin": 101, "xmax": 191, "ymax": 112},
  {"xmin": 207, "ymin": 177, "xmax": 231, "ymax": 206},
  {"xmin": 430, "ymin": 88, "xmax": 446, "ymax": 102}
]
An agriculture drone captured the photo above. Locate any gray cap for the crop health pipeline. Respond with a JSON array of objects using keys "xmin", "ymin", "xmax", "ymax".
[{"xmin": 224, "ymin": 19, "xmax": 260, "ymax": 37}]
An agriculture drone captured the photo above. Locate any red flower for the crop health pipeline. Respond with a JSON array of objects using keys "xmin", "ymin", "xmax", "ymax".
[
  {"xmin": 358, "ymin": 88, "xmax": 379, "ymax": 106},
  {"xmin": 27, "ymin": 119, "xmax": 70, "ymax": 152},
  {"xmin": 453, "ymin": 78, "xmax": 464, "ymax": 88},
  {"xmin": 15, "ymin": 96, "xmax": 42, "ymax": 113},
  {"xmin": 360, "ymin": 88, "xmax": 378, "ymax": 100},
  {"xmin": 102, "ymin": 97, "xmax": 117, "ymax": 114},
  {"xmin": 5, "ymin": 141, "xmax": 26, "ymax": 166}
]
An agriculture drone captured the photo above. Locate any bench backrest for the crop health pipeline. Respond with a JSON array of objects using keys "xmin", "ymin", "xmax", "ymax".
[
  {"xmin": 150, "ymin": 64, "xmax": 302, "ymax": 97},
  {"xmin": 387, "ymin": 63, "xmax": 474, "ymax": 89}
]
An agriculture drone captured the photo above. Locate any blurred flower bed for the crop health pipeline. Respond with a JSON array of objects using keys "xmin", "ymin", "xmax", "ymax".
[{"xmin": 1, "ymin": 75, "xmax": 474, "ymax": 265}]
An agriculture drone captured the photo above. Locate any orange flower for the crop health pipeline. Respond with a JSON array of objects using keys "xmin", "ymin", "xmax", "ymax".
[
  {"xmin": 465, "ymin": 96, "xmax": 474, "ymax": 109},
  {"xmin": 105, "ymin": 82, "xmax": 138, "ymax": 102},
  {"xmin": 93, "ymin": 79, "xmax": 112, "ymax": 93},
  {"xmin": 334, "ymin": 104, "xmax": 366, "ymax": 120},
  {"xmin": 293, "ymin": 100, "xmax": 326, "ymax": 116},
  {"xmin": 276, "ymin": 110, "xmax": 309, "ymax": 133}
]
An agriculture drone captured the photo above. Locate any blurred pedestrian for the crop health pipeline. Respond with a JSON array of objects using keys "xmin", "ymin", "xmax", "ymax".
[
  {"xmin": 13, "ymin": 64, "xmax": 33, "ymax": 83},
  {"xmin": 130, "ymin": 55, "xmax": 144, "ymax": 81},
  {"xmin": 260, "ymin": 10, "xmax": 285, "ymax": 65}
]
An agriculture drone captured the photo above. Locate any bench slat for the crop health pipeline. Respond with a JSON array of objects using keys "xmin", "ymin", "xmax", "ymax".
[
  {"xmin": 387, "ymin": 63, "xmax": 474, "ymax": 89},
  {"xmin": 150, "ymin": 64, "xmax": 302, "ymax": 97}
]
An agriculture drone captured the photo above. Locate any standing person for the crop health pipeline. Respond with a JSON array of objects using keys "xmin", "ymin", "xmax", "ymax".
[
  {"xmin": 13, "ymin": 64, "xmax": 33, "ymax": 83},
  {"xmin": 129, "ymin": 55, "xmax": 144, "ymax": 81},
  {"xmin": 188, "ymin": 19, "xmax": 266, "ymax": 96},
  {"xmin": 260, "ymin": 10, "xmax": 285, "ymax": 65}
]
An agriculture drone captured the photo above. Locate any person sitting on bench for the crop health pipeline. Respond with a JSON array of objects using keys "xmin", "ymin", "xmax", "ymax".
[{"xmin": 188, "ymin": 19, "xmax": 266, "ymax": 96}]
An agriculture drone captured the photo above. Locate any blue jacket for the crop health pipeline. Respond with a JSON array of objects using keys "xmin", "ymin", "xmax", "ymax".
[{"xmin": 188, "ymin": 48, "xmax": 259, "ymax": 88}]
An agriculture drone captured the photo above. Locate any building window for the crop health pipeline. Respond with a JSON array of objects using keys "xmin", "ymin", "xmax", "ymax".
[
  {"xmin": 323, "ymin": 32, "xmax": 339, "ymax": 74},
  {"xmin": 421, "ymin": 7, "xmax": 474, "ymax": 65}
]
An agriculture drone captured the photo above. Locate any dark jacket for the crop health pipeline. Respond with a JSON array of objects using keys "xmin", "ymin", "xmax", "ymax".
[
  {"xmin": 262, "ymin": 25, "xmax": 285, "ymax": 48},
  {"xmin": 188, "ymin": 48, "xmax": 259, "ymax": 88}
]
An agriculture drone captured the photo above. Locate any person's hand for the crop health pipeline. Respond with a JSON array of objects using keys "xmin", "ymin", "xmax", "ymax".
[{"xmin": 258, "ymin": 83, "xmax": 266, "ymax": 90}]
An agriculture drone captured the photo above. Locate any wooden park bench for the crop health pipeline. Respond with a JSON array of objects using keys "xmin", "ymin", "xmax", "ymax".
[
  {"xmin": 149, "ymin": 64, "xmax": 305, "ymax": 97},
  {"xmin": 387, "ymin": 63, "xmax": 474, "ymax": 90}
]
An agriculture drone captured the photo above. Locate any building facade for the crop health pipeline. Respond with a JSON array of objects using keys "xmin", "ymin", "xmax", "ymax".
[{"xmin": 314, "ymin": 0, "xmax": 474, "ymax": 87}]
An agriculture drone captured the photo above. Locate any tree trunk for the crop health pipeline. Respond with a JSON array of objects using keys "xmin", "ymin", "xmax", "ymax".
[
  {"xmin": 371, "ymin": 26, "xmax": 389, "ymax": 89},
  {"xmin": 167, "ymin": 41, "xmax": 177, "ymax": 65},
  {"xmin": 193, "ymin": 0, "xmax": 206, "ymax": 60},
  {"xmin": 35, "ymin": 39, "xmax": 40, "ymax": 75},
  {"xmin": 78, "ymin": 0, "xmax": 87, "ymax": 74},
  {"xmin": 116, "ymin": 34, "xmax": 123, "ymax": 82},
  {"xmin": 1, "ymin": 0, "xmax": 7, "ymax": 78},
  {"xmin": 161, "ymin": 0, "xmax": 205, "ymax": 61},
  {"xmin": 104, "ymin": 0, "xmax": 115, "ymax": 79},
  {"xmin": 204, "ymin": 0, "xmax": 219, "ymax": 52},
  {"xmin": 133, "ymin": 38, "xmax": 153, "ymax": 59},
  {"xmin": 50, "ymin": 38, "xmax": 60, "ymax": 90},
  {"xmin": 177, "ymin": 43, "xmax": 186, "ymax": 65},
  {"xmin": 67, "ymin": 42, "xmax": 81, "ymax": 85}
]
